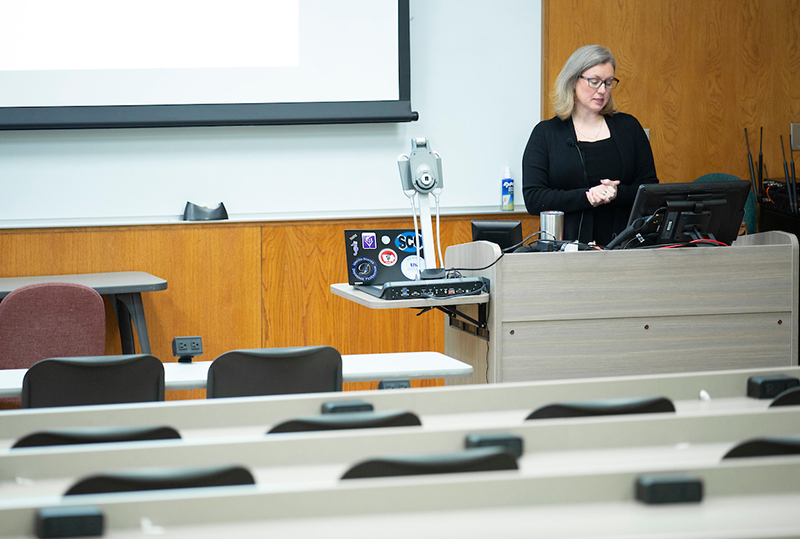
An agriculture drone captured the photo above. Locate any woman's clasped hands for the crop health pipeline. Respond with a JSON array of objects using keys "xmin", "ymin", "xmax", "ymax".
[{"xmin": 586, "ymin": 179, "xmax": 620, "ymax": 207}]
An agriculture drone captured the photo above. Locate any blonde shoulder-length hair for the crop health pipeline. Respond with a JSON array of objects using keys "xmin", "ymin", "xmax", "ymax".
[{"xmin": 552, "ymin": 45, "xmax": 617, "ymax": 120}]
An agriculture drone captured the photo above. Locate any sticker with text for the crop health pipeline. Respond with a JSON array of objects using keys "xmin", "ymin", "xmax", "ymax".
[
  {"xmin": 401, "ymin": 255, "xmax": 426, "ymax": 280},
  {"xmin": 395, "ymin": 231, "xmax": 422, "ymax": 253}
]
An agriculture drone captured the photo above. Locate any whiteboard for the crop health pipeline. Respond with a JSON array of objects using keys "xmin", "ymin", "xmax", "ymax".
[{"xmin": 0, "ymin": 0, "xmax": 541, "ymax": 227}]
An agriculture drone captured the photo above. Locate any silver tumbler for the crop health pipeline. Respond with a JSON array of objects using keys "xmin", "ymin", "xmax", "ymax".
[{"xmin": 540, "ymin": 211, "xmax": 564, "ymax": 242}]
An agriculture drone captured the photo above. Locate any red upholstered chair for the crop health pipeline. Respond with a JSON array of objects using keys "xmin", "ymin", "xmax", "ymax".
[{"xmin": 0, "ymin": 282, "xmax": 106, "ymax": 408}]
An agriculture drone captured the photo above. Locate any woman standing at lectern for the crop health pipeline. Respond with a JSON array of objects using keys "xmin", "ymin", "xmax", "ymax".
[{"xmin": 522, "ymin": 45, "xmax": 658, "ymax": 247}]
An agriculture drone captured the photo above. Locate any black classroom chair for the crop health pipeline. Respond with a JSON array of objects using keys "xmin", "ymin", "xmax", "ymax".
[
  {"xmin": 207, "ymin": 346, "xmax": 343, "ymax": 399},
  {"xmin": 22, "ymin": 355, "xmax": 165, "ymax": 408}
]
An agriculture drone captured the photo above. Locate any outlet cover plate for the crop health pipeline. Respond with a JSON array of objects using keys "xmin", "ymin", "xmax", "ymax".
[
  {"xmin": 792, "ymin": 123, "xmax": 800, "ymax": 151},
  {"xmin": 172, "ymin": 336, "xmax": 203, "ymax": 357}
]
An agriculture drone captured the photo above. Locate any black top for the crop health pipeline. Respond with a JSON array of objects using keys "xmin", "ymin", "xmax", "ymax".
[
  {"xmin": 521, "ymin": 112, "xmax": 658, "ymax": 245},
  {"xmin": 583, "ymin": 138, "xmax": 622, "ymax": 245}
]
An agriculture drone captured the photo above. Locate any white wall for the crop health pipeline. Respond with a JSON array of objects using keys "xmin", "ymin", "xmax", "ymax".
[{"xmin": 0, "ymin": 0, "xmax": 541, "ymax": 227}]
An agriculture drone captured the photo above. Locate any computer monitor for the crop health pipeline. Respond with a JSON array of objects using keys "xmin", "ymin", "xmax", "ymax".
[
  {"xmin": 607, "ymin": 180, "xmax": 751, "ymax": 249},
  {"xmin": 471, "ymin": 220, "xmax": 523, "ymax": 251}
]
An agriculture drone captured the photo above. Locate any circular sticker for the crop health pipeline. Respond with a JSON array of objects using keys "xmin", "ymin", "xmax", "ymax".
[
  {"xmin": 401, "ymin": 255, "xmax": 426, "ymax": 279},
  {"xmin": 381, "ymin": 235, "xmax": 391, "ymax": 245},
  {"xmin": 379, "ymin": 248, "xmax": 398, "ymax": 266},
  {"xmin": 395, "ymin": 231, "xmax": 422, "ymax": 253},
  {"xmin": 350, "ymin": 257, "xmax": 378, "ymax": 282}
]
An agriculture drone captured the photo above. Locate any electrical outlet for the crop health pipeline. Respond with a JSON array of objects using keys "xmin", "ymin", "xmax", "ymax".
[
  {"xmin": 377, "ymin": 379, "xmax": 411, "ymax": 390},
  {"xmin": 792, "ymin": 123, "xmax": 800, "ymax": 151},
  {"xmin": 172, "ymin": 336, "xmax": 203, "ymax": 360}
]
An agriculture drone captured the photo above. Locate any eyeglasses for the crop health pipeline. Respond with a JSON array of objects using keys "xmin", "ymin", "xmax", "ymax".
[{"xmin": 580, "ymin": 76, "xmax": 619, "ymax": 89}]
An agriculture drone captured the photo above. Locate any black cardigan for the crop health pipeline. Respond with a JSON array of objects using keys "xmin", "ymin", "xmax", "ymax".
[{"xmin": 521, "ymin": 112, "xmax": 658, "ymax": 245}]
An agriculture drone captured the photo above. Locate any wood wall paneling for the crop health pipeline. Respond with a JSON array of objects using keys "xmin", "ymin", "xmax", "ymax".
[
  {"xmin": 1, "ymin": 213, "xmax": 534, "ymax": 397},
  {"xmin": 542, "ymin": 0, "xmax": 800, "ymax": 192},
  {"xmin": 0, "ymin": 225, "xmax": 263, "ymax": 400}
]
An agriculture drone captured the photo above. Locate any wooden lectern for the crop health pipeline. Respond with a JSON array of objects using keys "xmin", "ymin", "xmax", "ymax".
[{"xmin": 444, "ymin": 231, "xmax": 798, "ymax": 384}]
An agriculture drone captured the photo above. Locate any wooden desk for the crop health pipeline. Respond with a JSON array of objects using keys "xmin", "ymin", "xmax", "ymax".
[
  {"xmin": 0, "ymin": 352, "xmax": 474, "ymax": 398},
  {"xmin": 0, "ymin": 272, "xmax": 167, "ymax": 355},
  {"xmin": 445, "ymin": 231, "xmax": 799, "ymax": 383}
]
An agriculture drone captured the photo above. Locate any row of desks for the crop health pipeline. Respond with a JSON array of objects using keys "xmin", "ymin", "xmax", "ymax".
[
  {"xmin": 3, "ymin": 365, "xmax": 795, "ymax": 444},
  {"xmin": 0, "ymin": 366, "xmax": 798, "ymax": 537},
  {"xmin": 2, "ymin": 405, "xmax": 797, "ymax": 500},
  {"xmin": 3, "ymin": 458, "xmax": 798, "ymax": 538}
]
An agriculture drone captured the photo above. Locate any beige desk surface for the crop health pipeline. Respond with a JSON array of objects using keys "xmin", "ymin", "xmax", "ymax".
[
  {"xmin": 2, "ymin": 365, "xmax": 798, "ymax": 448},
  {"xmin": 1, "ymin": 457, "xmax": 798, "ymax": 539},
  {"xmin": 1, "ymin": 404, "xmax": 797, "ymax": 502},
  {"xmin": 100, "ymin": 494, "xmax": 800, "ymax": 539},
  {"xmin": 0, "ymin": 272, "xmax": 167, "ymax": 298}
]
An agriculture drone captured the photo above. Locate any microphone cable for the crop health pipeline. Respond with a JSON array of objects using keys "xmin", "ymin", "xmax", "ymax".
[
  {"xmin": 405, "ymin": 192, "xmax": 422, "ymax": 280},
  {"xmin": 433, "ymin": 192, "xmax": 445, "ymax": 268},
  {"xmin": 569, "ymin": 137, "xmax": 590, "ymax": 243}
]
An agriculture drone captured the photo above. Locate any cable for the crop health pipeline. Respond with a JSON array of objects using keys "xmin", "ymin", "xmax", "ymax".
[
  {"xmin": 503, "ymin": 231, "xmax": 545, "ymax": 253},
  {"xmin": 528, "ymin": 238, "xmax": 600, "ymax": 251},
  {"xmin": 610, "ymin": 207, "xmax": 666, "ymax": 250},
  {"xmin": 765, "ymin": 184, "xmax": 775, "ymax": 204},
  {"xmin": 449, "ymin": 231, "xmax": 604, "ymax": 275},
  {"xmin": 408, "ymin": 193, "xmax": 422, "ymax": 280},
  {"xmin": 485, "ymin": 338, "xmax": 490, "ymax": 384},
  {"xmin": 449, "ymin": 255, "xmax": 505, "ymax": 273},
  {"xmin": 433, "ymin": 192, "xmax": 444, "ymax": 268},
  {"xmin": 657, "ymin": 239, "xmax": 727, "ymax": 249}
]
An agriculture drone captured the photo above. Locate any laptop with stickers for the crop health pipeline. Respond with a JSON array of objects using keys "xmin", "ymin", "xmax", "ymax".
[{"xmin": 345, "ymin": 229, "xmax": 425, "ymax": 288}]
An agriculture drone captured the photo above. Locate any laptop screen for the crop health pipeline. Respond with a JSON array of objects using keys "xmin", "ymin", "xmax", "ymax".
[{"xmin": 344, "ymin": 229, "xmax": 425, "ymax": 285}]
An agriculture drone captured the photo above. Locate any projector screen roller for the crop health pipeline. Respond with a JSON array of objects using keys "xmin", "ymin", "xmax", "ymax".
[{"xmin": 0, "ymin": 0, "xmax": 415, "ymax": 129}]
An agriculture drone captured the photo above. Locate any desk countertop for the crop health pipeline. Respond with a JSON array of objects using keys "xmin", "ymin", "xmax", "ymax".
[
  {"xmin": 0, "ymin": 271, "xmax": 167, "ymax": 297},
  {"xmin": 0, "ymin": 352, "xmax": 474, "ymax": 397}
]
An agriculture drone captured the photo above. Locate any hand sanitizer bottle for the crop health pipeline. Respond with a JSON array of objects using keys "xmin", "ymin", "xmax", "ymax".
[{"xmin": 502, "ymin": 166, "xmax": 514, "ymax": 211}]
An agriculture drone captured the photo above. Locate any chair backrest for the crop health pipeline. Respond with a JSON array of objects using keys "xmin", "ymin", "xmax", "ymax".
[
  {"xmin": 340, "ymin": 446, "xmax": 519, "ymax": 480},
  {"xmin": 268, "ymin": 410, "xmax": 422, "ymax": 434},
  {"xmin": 207, "ymin": 346, "xmax": 343, "ymax": 399},
  {"xmin": 694, "ymin": 173, "xmax": 757, "ymax": 234},
  {"xmin": 22, "ymin": 355, "xmax": 165, "ymax": 408},
  {"xmin": 0, "ymin": 282, "xmax": 106, "ymax": 371},
  {"xmin": 525, "ymin": 396, "xmax": 676, "ymax": 420},
  {"xmin": 65, "ymin": 465, "xmax": 255, "ymax": 496},
  {"xmin": 12, "ymin": 426, "xmax": 181, "ymax": 449}
]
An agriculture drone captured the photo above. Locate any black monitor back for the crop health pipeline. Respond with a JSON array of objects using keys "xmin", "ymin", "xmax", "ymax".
[
  {"xmin": 626, "ymin": 180, "xmax": 750, "ymax": 247},
  {"xmin": 471, "ymin": 220, "xmax": 523, "ymax": 251}
]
